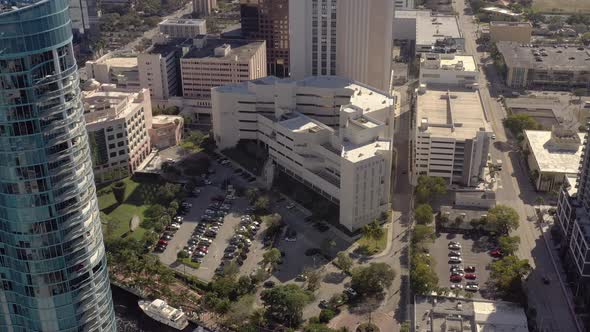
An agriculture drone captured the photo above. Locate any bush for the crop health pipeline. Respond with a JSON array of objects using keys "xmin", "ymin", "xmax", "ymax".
[
  {"xmin": 177, "ymin": 251, "xmax": 189, "ymax": 259},
  {"xmin": 319, "ymin": 308, "xmax": 337, "ymax": 323}
]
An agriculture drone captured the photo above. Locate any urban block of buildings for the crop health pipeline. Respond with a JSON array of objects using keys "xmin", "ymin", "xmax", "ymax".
[
  {"xmin": 489, "ymin": 21, "xmax": 532, "ymax": 43},
  {"xmin": 419, "ymin": 53, "xmax": 479, "ymax": 86},
  {"xmin": 496, "ymin": 42, "xmax": 590, "ymax": 89},
  {"xmin": 158, "ymin": 18, "xmax": 207, "ymax": 39},
  {"xmin": 240, "ymin": 0, "xmax": 290, "ymax": 77},
  {"xmin": 522, "ymin": 127, "xmax": 584, "ymax": 192},
  {"xmin": 180, "ymin": 36, "xmax": 267, "ymax": 117},
  {"xmin": 394, "ymin": 10, "xmax": 464, "ymax": 54},
  {"xmin": 0, "ymin": 0, "xmax": 115, "ymax": 329},
  {"xmin": 138, "ymin": 42, "xmax": 185, "ymax": 100},
  {"xmin": 413, "ymin": 85, "xmax": 492, "ymax": 186},
  {"xmin": 414, "ymin": 295, "xmax": 529, "ymax": 332},
  {"xmin": 556, "ymin": 128, "xmax": 590, "ymax": 313},
  {"xmin": 82, "ymin": 82, "xmax": 153, "ymax": 184},
  {"xmin": 289, "ymin": 0, "xmax": 394, "ymax": 92},
  {"xmin": 211, "ymin": 76, "xmax": 395, "ymax": 232},
  {"xmin": 504, "ymin": 93, "xmax": 590, "ymax": 130}
]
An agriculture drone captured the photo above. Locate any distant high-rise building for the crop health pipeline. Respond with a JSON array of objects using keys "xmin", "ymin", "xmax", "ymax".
[
  {"xmin": 69, "ymin": 0, "xmax": 100, "ymax": 38},
  {"xmin": 240, "ymin": 0, "xmax": 289, "ymax": 77},
  {"xmin": 193, "ymin": 0, "xmax": 217, "ymax": 16},
  {"xmin": 0, "ymin": 1, "xmax": 116, "ymax": 331},
  {"xmin": 289, "ymin": 0, "xmax": 394, "ymax": 92}
]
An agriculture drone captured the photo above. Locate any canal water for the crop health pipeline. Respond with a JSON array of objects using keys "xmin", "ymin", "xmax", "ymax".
[{"xmin": 112, "ymin": 285, "xmax": 202, "ymax": 332}]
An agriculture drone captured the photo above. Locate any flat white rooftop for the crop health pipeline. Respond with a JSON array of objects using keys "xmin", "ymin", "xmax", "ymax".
[
  {"xmin": 524, "ymin": 130, "xmax": 584, "ymax": 174},
  {"xmin": 417, "ymin": 87, "xmax": 490, "ymax": 139},
  {"xmin": 414, "ymin": 11, "xmax": 462, "ymax": 46},
  {"xmin": 473, "ymin": 301, "xmax": 529, "ymax": 332},
  {"xmin": 421, "ymin": 54, "xmax": 477, "ymax": 72},
  {"xmin": 160, "ymin": 18, "xmax": 206, "ymax": 25},
  {"xmin": 279, "ymin": 113, "xmax": 325, "ymax": 133},
  {"xmin": 104, "ymin": 57, "xmax": 138, "ymax": 68},
  {"xmin": 342, "ymin": 140, "xmax": 391, "ymax": 163}
]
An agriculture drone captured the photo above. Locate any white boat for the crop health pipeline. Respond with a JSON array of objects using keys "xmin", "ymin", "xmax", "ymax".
[{"xmin": 138, "ymin": 299, "xmax": 189, "ymax": 330}]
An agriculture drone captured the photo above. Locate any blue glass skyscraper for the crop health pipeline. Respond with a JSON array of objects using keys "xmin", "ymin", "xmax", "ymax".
[{"xmin": 0, "ymin": 0, "xmax": 115, "ymax": 330}]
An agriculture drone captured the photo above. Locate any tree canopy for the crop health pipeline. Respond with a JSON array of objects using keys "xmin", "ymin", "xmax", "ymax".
[
  {"xmin": 335, "ymin": 252, "xmax": 353, "ymax": 273},
  {"xmin": 261, "ymin": 284, "xmax": 314, "ymax": 328},
  {"xmin": 503, "ymin": 114, "xmax": 541, "ymax": 137},
  {"xmin": 351, "ymin": 262, "xmax": 396, "ymax": 296},
  {"xmin": 498, "ymin": 235, "xmax": 521, "ymax": 256},
  {"xmin": 490, "ymin": 256, "xmax": 531, "ymax": 302},
  {"xmin": 414, "ymin": 204, "xmax": 434, "ymax": 225},
  {"xmin": 487, "ymin": 205, "xmax": 520, "ymax": 235},
  {"xmin": 415, "ymin": 176, "xmax": 447, "ymax": 203},
  {"xmin": 410, "ymin": 253, "xmax": 439, "ymax": 295}
]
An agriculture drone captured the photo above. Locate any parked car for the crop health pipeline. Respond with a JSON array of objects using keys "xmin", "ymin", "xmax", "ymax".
[
  {"xmin": 263, "ymin": 280, "xmax": 275, "ymax": 288},
  {"xmin": 225, "ymin": 246, "xmax": 237, "ymax": 253},
  {"xmin": 295, "ymin": 274, "xmax": 307, "ymax": 282},
  {"xmin": 154, "ymin": 245, "xmax": 166, "ymax": 252},
  {"xmin": 448, "ymin": 251, "xmax": 461, "ymax": 257},
  {"xmin": 465, "ymin": 273, "xmax": 477, "ymax": 280},
  {"xmin": 449, "ymin": 256, "xmax": 462, "ymax": 263},
  {"xmin": 450, "ymin": 275, "xmax": 463, "ymax": 282},
  {"xmin": 490, "ymin": 249, "xmax": 503, "ymax": 258},
  {"xmin": 448, "ymin": 243, "xmax": 461, "ymax": 250},
  {"xmin": 450, "ymin": 271, "xmax": 464, "ymax": 277},
  {"xmin": 464, "ymin": 266, "xmax": 476, "ymax": 273},
  {"xmin": 344, "ymin": 288, "xmax": 358, "ymax": 299},
  {"xmin": 223, "ymin": 252, "xmax": 235, "ymax": 259},
  {"xmin": 319, "ymin": 300, "xmax": 329, "ymax": 309},
  {"xmin": 465, "ymin": 283, "xmax": 479, "ymax": 291},
  {"xmin": 173, "ymin": 216, "xmax": 184, "ymax": 224},
  {"xmin": 450, "ymin": 284, "xmax": 463, "ymax": 290},
  {"xmin": 450, "ymin": 265, "xmax": 464, "ymax": 272},
  {"xmin": 158, "ymin": 239, "xmax": 168, "ymax": 246},
  {"xmin": 449, "ymin": 241, "xmax": 460, "ymax": 246}
]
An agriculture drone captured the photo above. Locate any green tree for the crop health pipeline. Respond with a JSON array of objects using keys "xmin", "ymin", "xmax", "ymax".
[
  {"xmin": 223, "ymin": 294, "xmax": 255, "ymax": 329},
  {"xmin": 112, "ymin": 181, "xmax": 127, "ymax": 204},
  {"xmin": 503, "ymin": 114, "xmax": 540, "ymax": 137},
  {"xmin": 181, "ymin": 130, "xmax": 207, "ymax": 151},
  {"xmin": 321, "ymin": 238, "xmax": 337, "ymax": 256},
  {"xmin": 142, "ymin": 230, "xmax": 158, "ymax": 245},
  {"xmin": 246, "ymin": 187, "xmax": 260, "ymax": 203},
  {"xmin": 414, "ymin": 204, "xmax": 434, "ymax": 225},
  {"xmin": 361, "ymin": 220, "xmax": 385, "ymax": 247},
  {"xmin": 335, "ymin": 252, "xmax": 353, "ymax": 273},
  {"xmin": 262, "ymin": 248, "xmax": 282, "ymax": 270},
  {"xmin": 263, "ymin": 213, "xmax": 283, "ymax": 237},
  {"xmin": 319, "ymin": 308, "xmax": 337, "ymax": 323},
  {"xmin": 410, "ymin": 253, "xmax": 439, "ymax": 294},
  {"xmin": 582, "ymin": 32, "xmax": 590, "ymax": 45},
  {"xmin": 487, "ymin": 205, "xmax": 520, "ymax": 235},
  {"xmin": 222, "ymin": 261, "xmax": 240, "ymax": 279},
  {"xmin": 412, "ymin": 224, "xmax": 435, "ymax": 245},
  {"xmin": 415, "ymin": 176, "xmax": 447, "ymax": 203},
  {"xmin": 177, "ymin": 250, "xmax": 189, "ymax": 259},
  {"xmin": 261, "ymin": 284, "xmax": 314, "ymax": 328},
  {"xmin": 254, "ymin": 195, "xmax": 270, "ymax": 212},
  {"xmin": 498, "ymin": 235, "xmax": 521, "ymax": 256},
  {"xmin": 145, "ymin": 204, "xmax": 165, "ymax": 219},
  {"xmin": 303, "ymin": 267, "xmax": 322, "ymax": 291},
  {"xmin": 400, "ymin": 321, "xmax": 410, "ymax": 332},
  {"xmin": 351, "ymin": 263, "xmax": 396, "ymax": 296},
  {"xmin": 490, "ymin": 256, "xmax": 531, "ymax": 302}
]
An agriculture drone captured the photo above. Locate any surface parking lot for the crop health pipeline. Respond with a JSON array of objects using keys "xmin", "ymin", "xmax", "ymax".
[
  {"xmin": 430, "ymin": 232, "xmax": 495, "ymax": 297},
  {"xmin": 155, "ymin": 157, "xmax": 264, "ymax": 282}
]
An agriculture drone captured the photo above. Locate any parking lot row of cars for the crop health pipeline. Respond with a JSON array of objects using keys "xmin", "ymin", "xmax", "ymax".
[
  {"xmin": 214, "ymin": 213, "xmax": 261, "ymax": 276},
  {"xmin": 447, "ymin": 241, "xmax": 479, "ymax": 292},
  {"xmin": 153, "ymin": 202, "xmax": 193, "ymax": 253},
  {"xmin": 211, "ymin": 153, "xmax": 257, "ymax": 183}
]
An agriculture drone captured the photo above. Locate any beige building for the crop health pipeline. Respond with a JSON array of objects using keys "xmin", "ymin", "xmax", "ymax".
[
  {"xmin": 149, "ymin": 115, "xmax": 184, "ymax": 149},
  {"xmin": 180, "ymin": 36, "xmax": 266, "ymax": 117},
  {"xmin": 419, "ymin": 53, "xmax": 479, "ymax": 86},
  {"xmin": 522, "ymin": 127, "xmax": 584, "ymax": 192},
  {"xmin": 490, "ymin": 21, "xmax": 532, "ymax": 43},
  {"xmin": 158, "ymin": 18, "xmax": 207, "ymax": 38},
  {"xmin": 193, "ymin": 0, "xmax": 217, "ymax": 15},
  {"xmin": 82, "ymin": 82, "xmax": 153, "ymax": 183},
  {"xmin": 86, "ymin": 54, "xmax": 140, "ymax": 89}
]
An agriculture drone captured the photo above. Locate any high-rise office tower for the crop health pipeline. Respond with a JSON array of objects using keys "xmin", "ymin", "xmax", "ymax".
[
  {"xmin": 193, "ymin": 0, "xmax": 217, "ymax": 16},
  {"xmin": 69, "ymin": 0, "xmax": 100, "ymax": 38},
  {"xmin": 289, "ymin": 0, "xmax": 394, "ymax": 92},
  {"xmin": 240, "ymin": 0, "xmax": 290, "ymax": 77},
  {"xmin": 0, "ymin": 1, "xmax": 116, "ymax": 331}
]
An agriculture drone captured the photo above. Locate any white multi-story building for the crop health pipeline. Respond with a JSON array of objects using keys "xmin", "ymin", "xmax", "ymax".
[
  {"xmin": 212, "ymin": 76, "xmax": 395, "ymax": 232},
  {"xmin": 419, "ymin": 53, "xmax": 479, "ymax": 86},
  {"xmin": 138, "ymin": 44, "xmax": 183, "ymax": 100},
  {"xmin": 413, "ymin": 85, "xmax": 492, "ymax": 186},
  {"xmin": 158, "ymin": 18, "xmax": 207, "ymax": 38},
  {"xmin": 393, "ymin": 10, "xmax": 464, "ymax": 54},
  {"xmin": 86, "ymin": 54, "xmax": 140, "ymax": 89},
  {"xmin": 82, "ymin": 82, "xmax": 153, "ymax": 183},
  {"xmin": 289, "ymin": 0, "xmax": 394, "ymax": 92}
]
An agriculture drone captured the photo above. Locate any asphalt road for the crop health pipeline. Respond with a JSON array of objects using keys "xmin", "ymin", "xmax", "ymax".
[{"xmin": 453, "ymin": 1, "xmax": 581, "ymax": 331}]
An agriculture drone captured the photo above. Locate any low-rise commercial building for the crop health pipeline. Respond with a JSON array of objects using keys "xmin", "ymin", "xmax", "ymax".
[
  {"xmin": 180, "ymin": 36, "xmax": 267, "ymax": 117},
  {"xmin": 149, "ymin": 115, "xmax": 184, "ymax": 149},
  {"xmin": 414, "ymin": 295, "xmax": 529, "ymax": 332},
  {"xmin": 393, "ymin": 10, "xmax": 464, "ymax": 54},
  {"xmin": 158, "ymin": 18, "xmax": 207, "ymax": 38},
  {"xmin": 522, "ymin": 127, "xmax": 584, "ymax": 192},
  {"xmin": 82, "ymin": 82, "xmax": 153, "ymax": 183},
  {"xmin": 86, "ymin": 54, "xmax": 140, "ymax": 89},
  {"xmin": 504, "ymin": 92, "xmax": 590, "ymax": 129},
  {"xmin": 413, "ymin": 85, "xmax": 492, "ymax": 186},
  {"xmin": 211, "ymin": 76, "xmax": 395, "ymax": 232},
  {"xmin": 489, "ymin": 21, "xmax": 532, "ymax": 43},
  {"xmin": 419, "ymin": 53, "xmax": 479, "ymax": 86},
  {"xmin": 496, "ymin": 42, "xmax": 590, "ymax": 89}
]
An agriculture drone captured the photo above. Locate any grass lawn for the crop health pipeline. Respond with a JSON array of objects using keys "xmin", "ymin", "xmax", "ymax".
[
  {"xmin": 178, "ymin": 258, "xmax": 201, "ymax": 269},
  {"xmin": 357, "ymin": 233, "xmax": 387, "ymax": 255},
  {"xmin": 98, "ymin": 177, "xmax": 159, "ymax": 241}
]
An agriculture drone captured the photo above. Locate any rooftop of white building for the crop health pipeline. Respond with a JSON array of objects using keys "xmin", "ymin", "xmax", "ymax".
[
  {"xmin": 417, "ymin": 87, "xmax": 490, "ymax": 139},
  {"xmin": 421, "ymin": 53, "xmax": 477, "ymax": 72},
  {"xmin": 524, "ymin": 129, "xmax": 584, "ymax": 174},
  {"xmin": 82, "ymin": 83, "xmax": 148, "ymax": 125},
  {"xmin": 103, "ymin": 57, "xmax": 138, "ymax": 68},
  {"xmin": 279, "ymin": 113, "xmax": 326, "ymax": 134},
  {"xmin": 159, "ymin": 18, "xmax": 205, "ymax": 26},
  {"xmin": 405, "ymin": 10, "xmax": 462, "ymax": 46},
  {"xmin": 342, "ymin": 140, "xmax": 391, "ymax": 163}
]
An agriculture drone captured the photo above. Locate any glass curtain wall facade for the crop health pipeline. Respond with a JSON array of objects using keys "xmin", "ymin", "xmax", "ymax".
[{"xmin": 0, "ymin": 0, "xmax": 115, "ymax": 331}]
